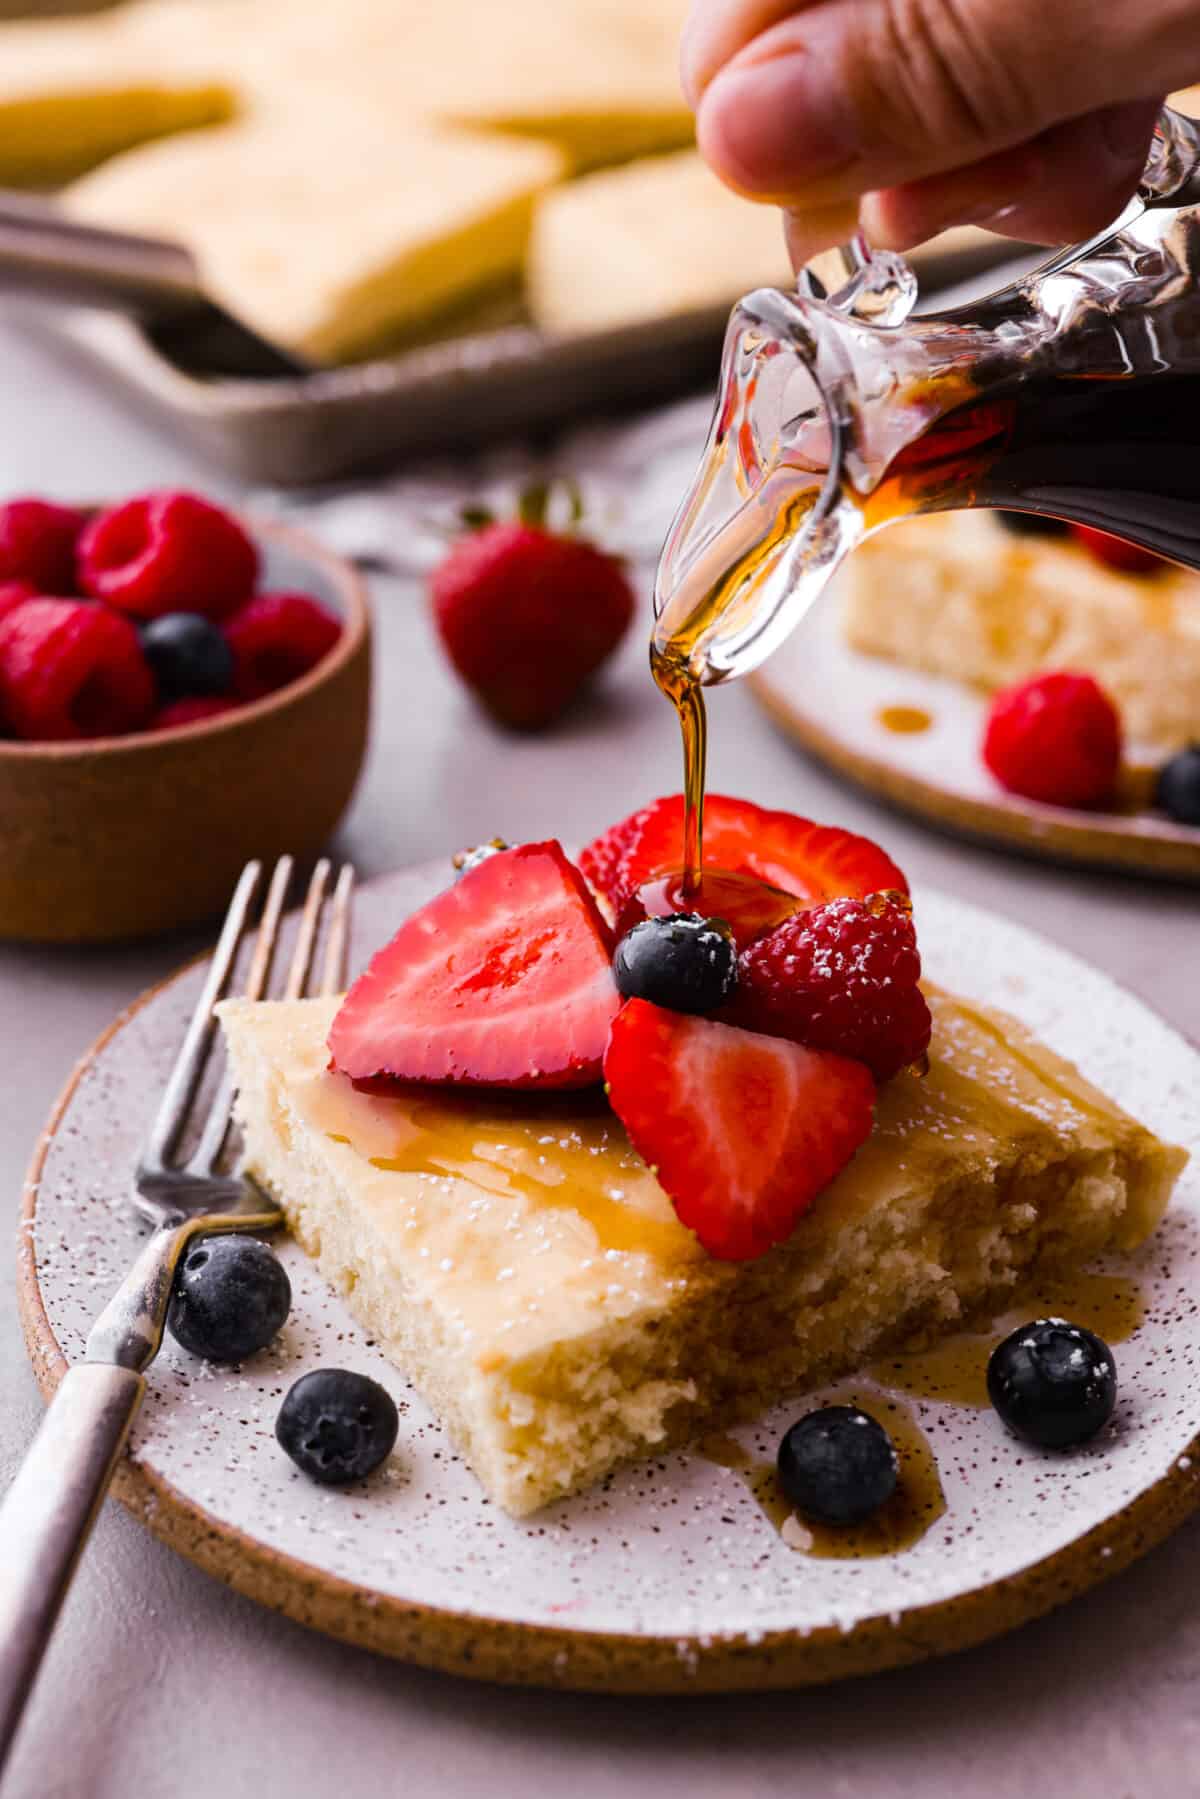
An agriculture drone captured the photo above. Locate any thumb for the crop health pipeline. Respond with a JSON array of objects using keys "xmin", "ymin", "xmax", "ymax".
[{"xmin": 693, "ymin": 0, "xmax": 1199, "ymax": 207}]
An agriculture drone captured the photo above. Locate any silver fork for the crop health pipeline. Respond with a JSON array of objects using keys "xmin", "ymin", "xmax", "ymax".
[{"xmin": 0, "ymin": 855, "xmax": 354, "ymax": 1776}]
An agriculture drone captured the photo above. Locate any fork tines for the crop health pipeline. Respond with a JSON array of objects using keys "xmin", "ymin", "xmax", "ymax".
[{"xmin": 138, "ymin": 857, "xmax": 355, "ymax": 1195}]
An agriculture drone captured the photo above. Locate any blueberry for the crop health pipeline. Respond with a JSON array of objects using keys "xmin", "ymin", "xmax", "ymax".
[
  {"xmin": 141, "ymin": 611, "xmax": 234, "ymax": 700},
  {"xmin": 1156, "ymin": 745, "xmax": 1200, "ymax": 826},
  {"xmin": 167, "ymin": 1233, "xmax": 291, "ymax": 1363},
  {"xmin": 276, "ymin": 1369, "xmax": 398, "ymax": 1485},
  {"xmin": 987, "ymin": 1318, "xmax": 1116, "ymax": 1448},
  {"xmin": 777, "ymin": 1405, "xmax": 898, "ymax": 1525},
  {"xmin": 994, "ymin": 510, "xmax": 1070, "ymax": 539},
  {"xmin": 453, "ymin": 837, "xmax": 509, "ymax": 878},
  {"xmin": 613, "ymin": 913, "xmax": 738, "ymax": 1014}
]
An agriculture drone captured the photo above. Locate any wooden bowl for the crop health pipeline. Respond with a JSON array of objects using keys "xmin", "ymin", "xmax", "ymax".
[{"xmin": 0, "ymin": 514, "xmax": 371, "ymax": 944}]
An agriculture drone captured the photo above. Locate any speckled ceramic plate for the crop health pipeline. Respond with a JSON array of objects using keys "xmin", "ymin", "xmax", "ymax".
[
  {"xmin": 751, "ymin": 593, "xmax": 1200, "ymax": 883},
  {"xmin": 17, "ymin": 866, "xmax": 1200, "ymax": 1692}
]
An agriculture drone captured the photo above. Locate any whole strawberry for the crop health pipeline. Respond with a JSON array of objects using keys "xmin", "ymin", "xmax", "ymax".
[{"xmin": 431, "ymin": 486, "xmax": 635, "ymax": 730}]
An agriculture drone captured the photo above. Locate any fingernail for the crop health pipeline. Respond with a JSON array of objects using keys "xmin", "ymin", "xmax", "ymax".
[
  {"xmin": 699, "ymin": 52, "xmax": 858, "ymax": 197},
  {"xmin": 959, "ymin": 200, "xmax": 1021, "ymax": 229},
  {"xmin": 784, "ymin": 201, "xmax": 863, "ymax": 271},
  {"xmin": 925, "ymin": 199, "xmax": 1007, "ymax": 229}
]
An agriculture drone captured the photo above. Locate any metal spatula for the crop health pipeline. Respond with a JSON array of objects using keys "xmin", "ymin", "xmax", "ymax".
[{"xmin": 0, "ymin": 191, "xmax": 310, "ymax": 379}]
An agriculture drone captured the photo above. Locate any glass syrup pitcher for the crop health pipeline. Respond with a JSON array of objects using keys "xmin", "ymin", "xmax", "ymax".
[{"xmin": 652, "ymin": 103, "xmax": 1200, "ymax": 704}]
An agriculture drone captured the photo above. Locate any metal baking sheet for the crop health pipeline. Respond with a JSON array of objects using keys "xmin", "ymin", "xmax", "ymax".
[{"xmin": 6, "ymin": 231, "xmax": 1020, "ymax": 486}]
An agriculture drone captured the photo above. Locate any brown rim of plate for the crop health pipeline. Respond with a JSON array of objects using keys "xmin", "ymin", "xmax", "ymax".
[
  {"xmin": 15, "ymin": 944, "xmax": 1200, "ymax": 1694},
  {"xmin": 0, "ymin": 512, "xmax": 369, "ymax": 759},
  {"xmin": 750, "ymin": 670, "xmax": 1200, "ymax": 885}
]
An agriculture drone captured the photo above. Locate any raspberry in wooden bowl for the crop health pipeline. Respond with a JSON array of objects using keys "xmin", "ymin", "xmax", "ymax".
[{"xmin": 0, "ymin": 493, "xmax": 370, "ymax": 943}]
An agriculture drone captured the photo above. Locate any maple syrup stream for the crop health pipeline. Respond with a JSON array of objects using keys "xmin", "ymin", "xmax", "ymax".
[{"xmin": 648, "ymin": 355, "xmax": 1160, "ymax": 1554}]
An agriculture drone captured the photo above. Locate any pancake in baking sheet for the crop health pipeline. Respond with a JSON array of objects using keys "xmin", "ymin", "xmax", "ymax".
[
  {"xmin": 67, "ymin": 110, "xmax": 564, "ymax": 360},
  {"xmin": 0, "ymin": 0, "xmax": 233, "ymax": 185},
  {"xmin": 3, "ymin": 0, "xmax": 691, "ymax": 189},
  {"xmin": 528, "ymin": 149, "xmax": 793, "ymax": 333}
]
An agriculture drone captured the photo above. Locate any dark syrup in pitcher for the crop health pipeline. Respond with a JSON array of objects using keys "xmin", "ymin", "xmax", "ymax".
[
  {"xmin": 652, "ymin": 133, "xmax": 1200, "ymax": 877},
  {"xmin": 655, "ymin": 361, "xmax": 1200, "ymax": 875},
  {"xmin": 874, "ymin": 370, "xmax": 1200, "ymax": 563}
]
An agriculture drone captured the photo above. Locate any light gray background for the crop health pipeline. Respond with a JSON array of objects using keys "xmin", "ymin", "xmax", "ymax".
[{"xmin": 0, "ymin": 317, "xmax": 1197, "ymax": 1798}]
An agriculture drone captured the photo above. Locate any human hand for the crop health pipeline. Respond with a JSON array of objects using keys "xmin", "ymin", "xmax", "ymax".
[{"xmin": 682, "ymin": 0, "xmax": 1194, "ymax": 262}]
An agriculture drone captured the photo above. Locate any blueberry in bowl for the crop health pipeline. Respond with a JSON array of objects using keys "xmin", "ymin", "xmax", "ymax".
[
  {"xmin": 140, "ymin": 611, "xmax": 234, "ymax": 700},
  {"xmin": 0, "ymin": 489, "xmax": 370, "ymax": 942},
  {"xmin": 1156, "ymin": 745, "xmax": 1200, "ymax": 826}
]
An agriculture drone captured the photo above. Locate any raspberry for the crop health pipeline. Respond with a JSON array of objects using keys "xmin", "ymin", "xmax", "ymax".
[
  {"xmin": 0, "ymin": 499, "xmax": 86, "ymax": 593},
  {"xmin": 78, "ymin": 491, "xmax": 258, "ymax": 620},
  {"xmin": 151, "ymin": 695, "xmax": 238, "ymax": 731},
  {"xmin": 0, "ymin": 597, "xmax": 155, "ymax": 740},
  {"xmin": 730, "ymin": 894, "xmax": 932, "ymax": 1082},
  {"xmin": 0, "ymin": 580, "xmax": 36, "ymax": 626},
  {"xmin": 223, "ymin": 591, "xmax": 341, "ymax": 700},
  {"xmin": 983, "ymin": 671, "xmax": 1121, "ymax": 808}
]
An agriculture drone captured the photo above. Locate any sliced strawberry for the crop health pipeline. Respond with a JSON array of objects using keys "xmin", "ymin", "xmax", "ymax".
[
  {"xmin": 582, "ymin": 794, "xmax": 909, "ymax": 935},
  {"xmin": 604, "ymin": 1000, "xmax": 876, "ymax": 1261},
  {"xmin": 0, "ymin": 580, "xmax": 36, "ymax": 626},
  {"xmin": 577, "ymin": 811, "xmax": 642, "ymax": 912},
  {"xmin": 621, "ymin": 867, "xmax": 804, "ymax": 951},
  {"xmin": 329, "ymin": 842, "xmax": 619, "ymax": 1089}
]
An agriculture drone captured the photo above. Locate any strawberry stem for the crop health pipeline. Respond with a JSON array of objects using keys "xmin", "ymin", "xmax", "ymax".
[{"xmin": 517, "ymin": 481, "xmax": 551, "ymax": 529}]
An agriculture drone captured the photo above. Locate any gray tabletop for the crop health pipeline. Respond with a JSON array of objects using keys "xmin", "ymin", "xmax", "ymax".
[{"xmin": 1, "ymin": 316, "xmax": 1198, "ymax": 1799}]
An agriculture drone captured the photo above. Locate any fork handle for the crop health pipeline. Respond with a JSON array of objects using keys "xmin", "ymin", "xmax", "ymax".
[{"xmin": 0, "ymin": 1364, "xmax": 144, "ymax": 1775}]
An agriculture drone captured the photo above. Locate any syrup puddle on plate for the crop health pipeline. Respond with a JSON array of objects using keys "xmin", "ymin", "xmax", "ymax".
[
  {"xmin": 700, "ymin": 1386, "xmax": 946, "ymax": 1559},
  {"xmin": 877, "ymin": 704, "xmax": 934, "ymax": 735},
  {"xmin": 868, "ymin": 1268, "xmax": 1144, "ymax": 1407},
  {"xmin": 699, "ymin": 1268, "xmax": 1143, "ymax": 1555}
]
